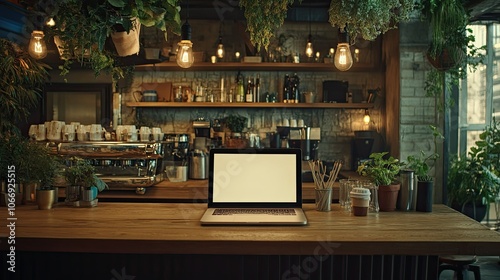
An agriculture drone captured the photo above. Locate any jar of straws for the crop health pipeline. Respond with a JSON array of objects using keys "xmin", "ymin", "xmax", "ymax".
[{"xmin": 308, "ymin": 160, "xmax": 342, "ymax": 211}]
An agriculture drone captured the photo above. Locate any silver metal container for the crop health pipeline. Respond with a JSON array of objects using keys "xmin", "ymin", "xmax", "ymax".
[
  {"xmin": 398, "ymin": 169, "xmax": 415, "ymax": 211},
  {"xmin": 189, "ymin": 149, "xmax": 207, "ymax": 179}
]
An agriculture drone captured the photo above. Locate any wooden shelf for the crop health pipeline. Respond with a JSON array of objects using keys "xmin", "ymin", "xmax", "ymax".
[
  {"xmin": 126, "ymin": 101, "xmax": 375, "ymax": 109},
  {"xmin": 134, "ymin": 61, "xmax": 382, "ymax": 72}
]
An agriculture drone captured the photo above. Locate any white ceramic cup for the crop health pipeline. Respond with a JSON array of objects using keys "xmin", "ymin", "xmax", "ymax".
[
  {"xmin": 282, "ymin": 119, "xmax": 290, "ymax": 127},
  {"xmin": 47, "ymin": 121, "xmax": 64, "ymax": 141},
  {"xmin": 29, "ymin": 125, "xmax": 38, "ymax": 140},
  {"xmin": 89, "ymin": 124, "xmax": 103, "ymax": 141},
  {"xmin": 36, "ymin": 124, "xmax": 46, "ymax": 141},
  {"xmin": 290, "ymin": 119, "xmax": 297, "ymax": 127}
]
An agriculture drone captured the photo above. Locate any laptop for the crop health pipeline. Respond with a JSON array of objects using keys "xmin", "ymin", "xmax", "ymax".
[{"xmin": 200, "ymin": 148, "xmax": 308, "ymax": 225}]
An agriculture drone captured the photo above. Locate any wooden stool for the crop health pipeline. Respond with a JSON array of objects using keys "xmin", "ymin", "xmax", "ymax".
[{"xmin": 438, "ymin": 255, "xmax": 481, "ymax": 280}]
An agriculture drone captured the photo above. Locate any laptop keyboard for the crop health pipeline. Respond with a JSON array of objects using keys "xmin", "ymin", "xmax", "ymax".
[{"xmin": 213, "ymin": 209, "xmax": 297, "ymax": 216}]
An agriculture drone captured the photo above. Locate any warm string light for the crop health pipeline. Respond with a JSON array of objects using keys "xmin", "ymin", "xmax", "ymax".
[
  {"xmin": 28, "ymin": 30, "xmax": 47, "ymax": 59},
  {"xmin": 305, "ymin": 35, "xmax": 313, "ymax": 58},
  {"xmin": 177, "ymin": 0, "xmax": 194, "ymax": 68},
  {"xmin": 216, "ymin": 36, "xmax": 224, "ymax": 59}
]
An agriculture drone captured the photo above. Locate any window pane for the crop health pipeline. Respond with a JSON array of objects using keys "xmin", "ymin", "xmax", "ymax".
[
  {"xmin": 466, "ymin": 131, "xmax": 481, "ymax": 154},
  {"xmin": 493, "ymin": 24, "xmax": 500, "ymax": 119},
  {"xmin": 467, "ymin": 25, "xmax": 487, "ymax": 124}
]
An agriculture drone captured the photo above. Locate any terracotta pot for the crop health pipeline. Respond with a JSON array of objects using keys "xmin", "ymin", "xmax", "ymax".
[{"xmin": 377, "ymin": 183, "xmax": 400, "ymax": 212}]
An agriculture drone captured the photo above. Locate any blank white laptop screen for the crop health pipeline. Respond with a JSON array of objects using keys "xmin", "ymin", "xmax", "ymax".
[{"xmin": 212, "ymin": 153, "xmax": 297, "ymax": 203}]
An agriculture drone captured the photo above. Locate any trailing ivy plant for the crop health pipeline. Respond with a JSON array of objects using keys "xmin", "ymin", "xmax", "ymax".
[
  {"xmin": 239, "ymin": 0, "xmax": 297, "ymax": 52},
  {"xmin": 328, "ymin": 0, "xmax": 415, "ymax": 42}
]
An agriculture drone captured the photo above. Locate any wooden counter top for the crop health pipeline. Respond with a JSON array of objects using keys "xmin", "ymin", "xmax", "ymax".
[{"xmin": 2, "ymin": 203, "xmax": 499, "ymax": 256}]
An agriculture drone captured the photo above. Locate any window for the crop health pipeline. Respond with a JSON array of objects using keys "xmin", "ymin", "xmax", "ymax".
[{"xmin": 458, "ymin": 23, "xmax": 500, "ymax": 156}]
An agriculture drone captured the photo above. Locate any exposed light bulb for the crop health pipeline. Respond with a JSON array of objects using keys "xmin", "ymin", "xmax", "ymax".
[
  {"xmin": 216, "ymin": 37, "xmax": 224, "ymax": 58},
  {"xmin": 334, "ymin": 43, "xmax": 353, "ymax": 71},
  {"xmin": 28, "ymin": 30, "xmax": 47, "ymax": 59},
  {"xmin": 176, "ymin": 20, "xmax": 194, "ymax": 68},
  {"xmin": 46, "ymin": 18, "xmax": 55, "ymax": 27},
  {"xmin": 354, "ymin": 48, "xmax": 360, "ymax": 62},
  {"xmin": 176, "ymin": 40, "xmax": 194, "ymax": 68},
  {"xmin": 305, "ymin": 35, "xmax": 313, "ymax": 58},
  {"xmin": 363, "ymin": 110, "xmax": 371, "ymax": 124}
]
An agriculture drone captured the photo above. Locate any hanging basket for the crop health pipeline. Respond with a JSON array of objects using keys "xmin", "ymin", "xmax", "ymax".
[
  {"xmin": 426, "ymin": 46, "xmax": 465, "ymax": 71},
  {"xmin": 111, "ymin": 18, "xmax": 141, "ymax": 57}
]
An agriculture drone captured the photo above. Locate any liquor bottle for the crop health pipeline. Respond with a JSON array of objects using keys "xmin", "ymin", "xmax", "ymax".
[
  {"xmin": 283, "ymin": 74, "xmax": 290, "ymax": 103},
  {"xmin": 292, "ymin": 73, "xmax": 300, "ymax": 103},
  {"xmin": 236, "ymin": 74, "xmax": 245, "ymax": 102},
  {"xmin": 246, "ymin": 77, "xmax": 254, "ymax": 102},
  {"xmin": 255, "ymin": 74, "xmax": 260, "ymax": 102}
]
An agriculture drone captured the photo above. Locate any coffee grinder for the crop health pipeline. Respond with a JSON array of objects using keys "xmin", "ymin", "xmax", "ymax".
[
  {"xmin": 276, "ymin": 126, "xmax": 290, "ymax": 148},
  {"xmin": 352, "ymin": 135, "xmax": 374, "ymax": 170},
  {"xmin": 192, "ymin": 118, "xmax": 211, "ymax": 151}
]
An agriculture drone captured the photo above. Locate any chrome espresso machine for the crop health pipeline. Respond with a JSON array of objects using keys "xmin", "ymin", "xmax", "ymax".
[{"xmin": 53, "ymin": 140, "xmax": 169, "ymax": 194}]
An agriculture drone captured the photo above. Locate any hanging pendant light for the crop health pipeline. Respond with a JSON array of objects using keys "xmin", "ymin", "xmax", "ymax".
[
  {"xmin": 28, "ymin": 30, "xmax": 47, "ymax": 59},
  {"xmin": 363, "ymin": 109, "xmax": 371, "ymax": 124},
  {"xmin": 334, "ymin": 28, "xmax": 353, "ymax": 71},
  {"xmin": 216, "ymin": 22, "xmax": 225, "ymax": 59},
  {"xmin": 305, "ymin": 8, "xmax": 313, "ymax": 58},
  {"xmin": 177, "ymin": 0, "xmax": 194, "ymax": 68}
]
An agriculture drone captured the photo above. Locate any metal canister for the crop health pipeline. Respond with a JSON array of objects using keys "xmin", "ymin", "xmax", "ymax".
[
  {"xmin": 398, "ymin": 169, "xmax": 415, "ymax": 211},
  {"xmin": 189, "ymin": 149, "xmax": 207, "ymax": 179}
]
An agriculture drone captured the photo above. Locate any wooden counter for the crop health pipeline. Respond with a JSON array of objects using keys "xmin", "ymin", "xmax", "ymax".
[{"xmin": 1, "ymin": 203, "xmax": 498, "ymax": 279}]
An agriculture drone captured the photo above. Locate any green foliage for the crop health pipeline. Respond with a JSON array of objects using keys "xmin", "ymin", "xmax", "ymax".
[
  {"xmin": 239, "ymin": 0, "xmax": 297, "ymax": 52},
  {"xmin": 447, "ymin": 119, "xmax": 500, "ymax": 205},
  {"xmin": 0, "ymin": 135, "xmax": 59, "ymax": 188},
  {"xmin": 0, "ymin": 39, "xmax": 49, "ymax": 135},
  {"xmin": 420, "ymin": 0, "xmax": 485, "ymax": 108},
  {"xmin": 328, "ymin": 0, "xmax": 415, "ymax": 42},
  {"xmin": 225, "ymin": 115, "xmax": 248, "ymax": 133},
  {"xmin": 64, "ymin": 157, "xmax": 108, "ymax": 191},
  {"xmin": 30, "ymin": 0, "xmax": 181, "ymax": 77},
  {"xmin": 357, "ymin": 152, "xmax": 402, "ymax": 186}
]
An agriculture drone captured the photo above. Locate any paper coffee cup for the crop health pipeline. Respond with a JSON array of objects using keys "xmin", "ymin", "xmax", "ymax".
[{"xmin": 350, "ymin": 187, "xmax": 371, "ymax": 216}]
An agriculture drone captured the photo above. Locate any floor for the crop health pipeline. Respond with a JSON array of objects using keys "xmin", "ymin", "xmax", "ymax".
[
  {"xmin": 440, "ymin": 204, "xmax": 500, "ymax": 279},
  {"xmin": 439, "ymin": 256, "xmax": 500, "ymax": 280}
]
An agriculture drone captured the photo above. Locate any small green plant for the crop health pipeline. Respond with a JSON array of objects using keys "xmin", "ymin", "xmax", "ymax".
[
  {"xmin": 64, "ymin": 157, "xmax": 108, "ymax": 191},
  {"xmin": 357, "ymin": 152, "xmax": 402, "ymax": 186},
  {"xmin": 225, "ymin": 115, "xmax": 248, "ymax": 133},
  {"xmin": 406, "ymin": 151, "xmax": 439, "ymax": 182}
]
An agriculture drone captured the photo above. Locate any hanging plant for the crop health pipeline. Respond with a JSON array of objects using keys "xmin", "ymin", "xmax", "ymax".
[
  {"xmin": 239, "ymin": 0, "xmax": 297, "ymax": 52},
  {"xmin": 28, "ymin": 0, "xmax": 181, "ymax": 77},
  {"xmin": 328, "ymin": 0, "xmax": 415, "ymax": 42}
]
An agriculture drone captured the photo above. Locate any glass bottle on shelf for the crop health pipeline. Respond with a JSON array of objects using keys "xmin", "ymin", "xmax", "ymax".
[
  {"xmin": 283, "ymin": 74, "xmax": 290, "ymax": 103},
  {"xmin": 246, "ymin": 77, "xmax": 254, "ymax": 102}
]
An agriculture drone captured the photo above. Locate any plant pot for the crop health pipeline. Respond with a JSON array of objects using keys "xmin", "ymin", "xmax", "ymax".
[
  {"xmin": 426, "ymin": 47, "xmax": 465, "ymax": 71},
  {"xmin": 378, "ymin": 183, "xmax": 400, "ymax": 212},
  {"xmin": 226, "ymin": 138, "xmax": 247, "ymax": 149},
  {"xmin": 416, "ymin": 181, "xmax": 434, "ymax": 212},
  {"xmin": 111, "ymin": 18, "xmax": 141, "ymax": 57},
  {"xmin": 36, "ymin": 189, "xmax": 55, "ymax": 210},
  {"xmin": 451, "ymin": 202, "xmax": 488, "ymax": 222}
]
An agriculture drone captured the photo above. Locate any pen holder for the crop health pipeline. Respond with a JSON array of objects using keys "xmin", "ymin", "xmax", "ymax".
[{"xmin": 315, "ymin": 188, "xmax": 332, "ymax": 212}]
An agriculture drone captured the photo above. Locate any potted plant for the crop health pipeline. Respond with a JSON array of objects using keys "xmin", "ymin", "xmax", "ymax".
[
  {"xmin": 64, "ymin": 157, "xmax": 108, "ymax": 204},
  {"xmin": 447, "ymin": 119, "xmax": 500, "ymax": 221},
  {"xmin": 224, "ymin": 115, "xmax": 248, "ymax": 148},
  {"xmin": 357, "ymin": 152, "xmax": 403, "ymax": 211},
  {"xmin": 404, "ymin": 125, "xmax": 443, "ymax": 212}
]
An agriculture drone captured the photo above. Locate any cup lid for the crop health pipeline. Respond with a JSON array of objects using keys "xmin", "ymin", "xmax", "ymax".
[{"xmin": 350, "ymin": 187, "xmax": 371, "ymax": 199}]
